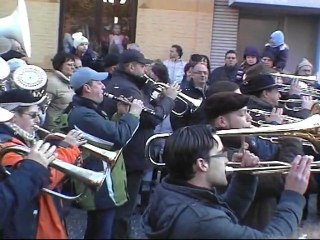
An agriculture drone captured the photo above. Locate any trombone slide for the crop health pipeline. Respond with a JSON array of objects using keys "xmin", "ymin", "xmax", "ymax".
[{"xmin": 226, "ymin": 161, "xmax": 320, "ymax": 175}]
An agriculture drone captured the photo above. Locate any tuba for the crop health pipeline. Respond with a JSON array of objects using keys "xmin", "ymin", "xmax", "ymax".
[
  {"xmin": 0, "ymin": 144, "xmax": 107, "ymax": 200},
  {"xmin": 0, "ymin": 0, "xmax": 31, "ymax": 57}
]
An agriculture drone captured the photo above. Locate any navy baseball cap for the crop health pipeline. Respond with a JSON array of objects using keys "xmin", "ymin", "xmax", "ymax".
[
  {"xmin": 119, "ymin": 49, "xmax": 152, "ymax": 65},
  {"xmin": 70, "ymin": 67, "xmax": 109, "ymax": 90}
]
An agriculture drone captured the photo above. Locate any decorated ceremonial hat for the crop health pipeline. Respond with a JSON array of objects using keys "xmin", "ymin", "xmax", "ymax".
[
  {"xmin": 0, "ymin": 88, "xmax": 46, "ymax": 111},
  {"xmin": 12, "ymin": 64, "xmax": 48, "ymax": 98}
]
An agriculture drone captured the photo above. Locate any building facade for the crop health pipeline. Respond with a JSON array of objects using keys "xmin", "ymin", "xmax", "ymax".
[{"xmin": 1, "ymin": 0, "xmax": 319, "ymax": 74}]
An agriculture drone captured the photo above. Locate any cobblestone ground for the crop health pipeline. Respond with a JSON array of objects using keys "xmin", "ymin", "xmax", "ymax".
[{"xmin": 66, "ymin": 194, "xmax": 320, "ymax": 239}]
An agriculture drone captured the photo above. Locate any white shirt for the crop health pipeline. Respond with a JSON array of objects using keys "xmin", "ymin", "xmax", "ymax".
[{"xmin": 163, "ymin": 58, "xmax": 187, "ymax": 84}]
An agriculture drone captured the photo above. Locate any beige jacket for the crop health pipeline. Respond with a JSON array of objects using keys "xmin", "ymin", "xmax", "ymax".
[{"xmin": 44, "ymin": 70, "xmax": 74, "ymax": 131}]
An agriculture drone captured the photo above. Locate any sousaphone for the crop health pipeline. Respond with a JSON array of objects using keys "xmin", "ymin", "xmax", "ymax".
[{"xmin": 0, "ymin": 0, "xmax": 31, "ymax": 57}]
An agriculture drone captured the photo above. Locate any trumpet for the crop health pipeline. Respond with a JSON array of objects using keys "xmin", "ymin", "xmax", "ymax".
[
  {"xmin": 270, "ymin": 72, "xmax": 317, "ymax": 83},
  {"xmin": 103, "ymin": 92, "xmax": 157, "ymax": 116},
  {"xmin": 0, "ymin": 144, "xmax": 107, "ymax": 200},
  {"xmin": 145, "ymin": 114, "xmax": 320, "ymax": 173},
  {"xmin": 34, "ymin": 125, "xmax": 120, "ymax": 166},
  {"xmin": 143, "ymin": 74, "xmax": 203, "ymax": 116}
]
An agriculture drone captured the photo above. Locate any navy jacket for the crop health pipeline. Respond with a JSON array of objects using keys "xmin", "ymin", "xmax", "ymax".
[
  {"xmin": 142, "ymin": 175, "xmax": 304, "ymax": 239},
  {"xmin": 208, "ymin": 65, "xmax": 239, "ymax": 85},
  {"xmin": 102, "ymin": 70, "xmax": 175, "ymax": 172},
  {"xmin": 0, "ymin": 160, "xmax": 49, "ymax": 237}
]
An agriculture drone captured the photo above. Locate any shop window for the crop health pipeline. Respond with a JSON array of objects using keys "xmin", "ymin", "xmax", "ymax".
[{"xmin": 59, "ymin": 0, "xmax": 138, "ymax": 56}]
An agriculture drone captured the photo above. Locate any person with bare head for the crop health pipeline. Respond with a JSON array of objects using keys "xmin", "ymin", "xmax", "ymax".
[
  {"xmin": 208, "ymin": 50, "xmax": 239, "ymax": 85},
  {"xmin": 163, "ymin": 44, "xmax": 187, "ymax": 84},
  {"xmin": 170, "ymin": 62, "xmax": 209, "ymax": 130},
  {"xmin": 142, "ymin": 124, "xmax": 313, "ymax": 239}
]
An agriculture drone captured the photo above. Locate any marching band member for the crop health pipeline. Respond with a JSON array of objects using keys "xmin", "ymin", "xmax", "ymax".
[
  {"xmin": 67, "ymin": 66, "xmax": 144, "ymax": 239},
  {"xmin": 0, "ymin": 107, "xmax": 56, "ymax": 228},
  {"xmin": 0, "ymin": 89, "xmax": 84, "ymax": 239},
  {"xmin": 170, "ymin": 62, "xmax": 209, "ymax": 130},
  {"xmin": 204, "ymin": 92, "xmax": 304, "ymax": 229},
  {"xmin": 142, "ymin": 124, "xmax": 312, "ymax": 239},
  {"xmin": 102, "ymin": 49, "xmax": 179, "ymax": 239}
]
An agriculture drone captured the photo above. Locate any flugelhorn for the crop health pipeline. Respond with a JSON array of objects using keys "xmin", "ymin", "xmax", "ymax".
[
  {"xmin": 143, "ymin": 74, "xmax": 203, "ymax": 116},
  {"xmin": 145, "ymin": 114, "xmax": 320, "ymax": 172},
  {"xmin": 0, "ymin": 144, "xmax": 107, "ymax": 200},
  {"xmin": 34, "ymin": 125, "xmax": 119, "ymax": 165}
]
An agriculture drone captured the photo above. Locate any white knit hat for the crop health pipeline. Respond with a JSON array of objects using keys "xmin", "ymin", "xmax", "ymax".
[
  {"xmin": 72, "ymin": 32, "xmax": 89, "ymax": 49},
  {"xmin": 297, "ymin": 58, "xmax": 313, "ymax": 70}
]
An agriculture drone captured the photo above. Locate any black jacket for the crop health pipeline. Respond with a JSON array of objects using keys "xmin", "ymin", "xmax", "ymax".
[
  {"xmin": 208, "ymin": 65, "xmax": 239, "ymax": 85},
  {"xmin": 170, "ymin": 80, "xmax": 207, "ymax": 131},
  {"xmin": 102, "ymin": 70, "xmax": 175, "ymax": 172},
  {"xmin": 142, "ymin": 174, "xmax": 305, "ymax": 239}
]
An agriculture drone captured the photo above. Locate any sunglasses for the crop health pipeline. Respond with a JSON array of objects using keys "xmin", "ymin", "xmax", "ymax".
[{"xmin": 23, "ymin": 112, "xmax": 41, "ymax": 119}]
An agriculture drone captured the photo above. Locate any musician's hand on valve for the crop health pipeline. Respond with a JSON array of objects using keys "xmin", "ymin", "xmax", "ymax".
[
  {"xmin": 265, "ymin": 108, "xmax": 284, "ymax": 124},
  {"xmin": 163, "ymin": 83, "xmax": 180, "ymax": 100},
  {"xmin": 129, "ymin": 99, "xmax": 144, "ymax": 116},
  {"xmin": 285, "ymin": 155, "xmax": 313, "ymax": 195},
  {"xmin": 27, "ymin": 140, "xmax": 57, "ymax": 168},
  {"xmin": 64, "ymin": 129, "xmax": 87, "ymax": 147},
  {"xmin": 288, "ymin": 79, "xmax": 301, "ymax": 96},
  {"xmin": 301, "ymin": 95, "xmax": 316, "ymax": 110},
  {"xmin": 232, "ymin": 150, "xmax": 259, "ymax": 168}
]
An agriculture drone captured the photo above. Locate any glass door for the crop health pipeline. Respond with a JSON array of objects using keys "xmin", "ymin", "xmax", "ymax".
[{"xmin": 59, "ymin": 0, "xmax": 138, "ymax": 56}]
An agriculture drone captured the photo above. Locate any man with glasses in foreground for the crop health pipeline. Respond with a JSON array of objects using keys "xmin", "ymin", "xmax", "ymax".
[{"xmin": 142, "ymin": 124, "xmax": 312, "ymax": 238}]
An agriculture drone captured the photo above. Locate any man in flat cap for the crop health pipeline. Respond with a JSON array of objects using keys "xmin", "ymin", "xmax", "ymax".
[{"xmin": 204, "ymin": 91, "xmax": 304, "ymax": 230}]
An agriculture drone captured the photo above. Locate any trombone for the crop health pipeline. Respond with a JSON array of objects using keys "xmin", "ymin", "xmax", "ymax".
[
  {"xmin": 145, "ymin": 114, "xmax": 320, "ymax": 174},
  {"xmin": 277, "ymin": 99, "xmax": 320, "ymax": 112},
  {"xmin": 225, "ymin": 161, "xmax": 320, "ymax": 175},
  {"xmin": 34, "ymin": 125, "xmax": 120, "ymax": 166},
  {"xmin": 277, "ymin": 83, "xmax": 320, "ymax": 99},
  {"xmin": 143, "ymin": 74, "xmax": 203, "ymax": 116},
  {"xmin": 0, "ymin": 145, "xmax": 107, "ymax": 200},
  {"xmin": 270, "ymin": 72, "xmax": 317, "ymax": 83}
]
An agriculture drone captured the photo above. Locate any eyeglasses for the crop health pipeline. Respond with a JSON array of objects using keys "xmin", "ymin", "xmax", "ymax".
[
  {"xmin": 23, "ymin": 112, "xmax": 41, "ymax": 119},
  {"xmin": 210, "ymin": 152, "xmax": 228, "ymax": 159}
]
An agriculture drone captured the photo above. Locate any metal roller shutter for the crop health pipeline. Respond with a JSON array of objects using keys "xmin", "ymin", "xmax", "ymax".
[{"xmin": 210, "ymin": 0, "xmax": 239, "ymax": 70}]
